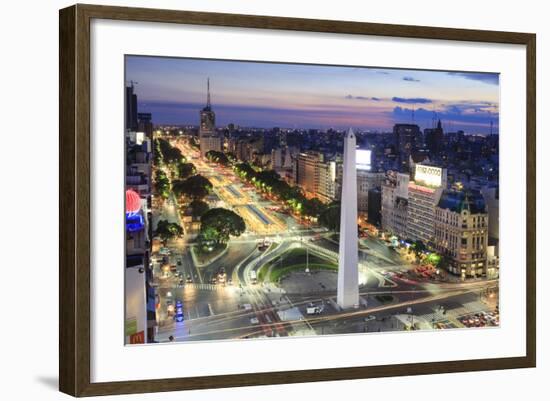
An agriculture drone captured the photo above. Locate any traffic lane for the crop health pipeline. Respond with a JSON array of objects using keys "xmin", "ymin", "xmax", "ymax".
[
  {"xmin": 202, "ymin": 241, "xmax": 257, "ymax": 284},
  {"xmin": 168, "ymin": 286, "xmax": 264, "ymax": 341},
  {"xmin": 361, "ymin": 237, "xmax": 403, "ymax": 263}
]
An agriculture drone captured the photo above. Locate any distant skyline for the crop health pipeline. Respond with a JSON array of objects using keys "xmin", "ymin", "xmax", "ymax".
[{"xmin": 126, "ymin": 56, "xmax": 500, "ymax": 134}]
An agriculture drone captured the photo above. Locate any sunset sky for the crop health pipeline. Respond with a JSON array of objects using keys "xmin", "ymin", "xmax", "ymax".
[{"xmin": 126, "ymin": 56, "xmax": 499, "ymax": 134}]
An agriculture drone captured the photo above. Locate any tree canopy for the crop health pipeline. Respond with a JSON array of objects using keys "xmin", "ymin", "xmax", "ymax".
[
  {"xmin": 188, "ymin": 199, "xmax": 209, "ymax": 218},
  {"xmin": 206, "ymin": 150, "xmax": 230, "ymax": 166},
  {"xmin": 199, "ymin": 208, "xmax": 246, "ymax": 244},
  {"xmin": 158, "ymin": 138, "xmax": 184, "ymax": 164},
  {"xmin": 155, "ymin": 219, "xmax": 183, "ymax": 242},
  {"xmin": 318, "ymin": 203, "xmax": 341, "ymax": 231},
  {"xmin": 172, "ymin": 174, "xmax": 213, "ymax": 200},
  {"xmin": 177, "ymin": 162, "xmax": 196, "ymax": 180},
  {"xmin": 154, "ymin": 169, "xmax": 170, "ymax": 199}
]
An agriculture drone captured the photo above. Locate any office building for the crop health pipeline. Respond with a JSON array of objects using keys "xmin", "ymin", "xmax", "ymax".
[
  {"xmin": 394, "ymin": 123, "xmax": 420, "ymax": 173},
  {"xmin": 406, "ymin": 164, "xmax": 447, "ymax": 244},
  {"xmin": 424, "ymin": 119, "xmax": 444, "ymax": 156},
  {"xmin": 381, "ymin": 171, "xmax": 409, "ymax": 238},
  {"xmin": 295, "ymin": 151, "xmax": 341, "ymax": 203},
  {"xmin": 357, "ymin": 170, "xmax": 385, "ymax": 215},
  {"xmin": 125, "ymin": 83, "xmax": 138, "ymax": 131}
]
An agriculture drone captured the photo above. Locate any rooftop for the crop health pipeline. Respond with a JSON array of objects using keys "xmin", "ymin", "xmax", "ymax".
[{"xmin": 438, "ymin": 189, "xmax": 487, "ymax": 214}]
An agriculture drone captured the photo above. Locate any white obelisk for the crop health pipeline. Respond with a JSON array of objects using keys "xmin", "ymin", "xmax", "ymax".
[{"xmin": 337, "ymin": 128, "xmax": 359, "ymax": 309}]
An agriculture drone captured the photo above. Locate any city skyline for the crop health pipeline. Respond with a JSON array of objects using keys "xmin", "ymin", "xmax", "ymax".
[
  {"xmin": 125, "ymin": 55, "xmax": 500, "ymax": 345},
  {"xmin": 126, "ymin": 56, "xmax": 499, "ymax": 134}
]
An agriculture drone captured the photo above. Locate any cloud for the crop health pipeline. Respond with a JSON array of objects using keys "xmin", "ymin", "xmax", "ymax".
[
  {"xmin": 402, "ymin": 76, "xmax": 420, "ymax": 82},
  {"xmin": 392, "ymin": 101, "xmax": 499, "ymax": 133},
  {"xmin": 392, "ymin": 97, "xmax": 432, "ymax": 104},
  {"xmin": 345, "ymin": 95, "xmax": 382, "ymax": 101},
  {"xmin": 447, "ymin": 72, "xmax": 499, "ymax": 85}
]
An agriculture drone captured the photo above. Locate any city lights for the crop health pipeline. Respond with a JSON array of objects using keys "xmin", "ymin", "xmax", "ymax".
[{"xmin": 125, "ymin": 56, "xmax": 499, "ymax": 345}]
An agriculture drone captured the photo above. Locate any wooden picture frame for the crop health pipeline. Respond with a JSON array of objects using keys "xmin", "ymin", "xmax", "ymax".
[{"xmin": 59, "ymin": 3, "xmax": 536, "ymax": 397}]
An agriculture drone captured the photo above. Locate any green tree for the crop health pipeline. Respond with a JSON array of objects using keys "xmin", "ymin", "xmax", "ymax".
[
  {"xmin": 302, "ymin": 197, "xmax": 325, "ymax": 218},
  {"xmin": 200, "ymin": 208, "xmax": 246, "ymax": 244},
  {"xmin": 206, "ymin": 150, "xmax": 230, "ymax": 166},
  {"xmin": 197, "ymin": 226, "xmax": 219, "ymax": 250},
  {"xmin": 189, "ymin": 199, "xmax": 209, "ymax": 218},
  {"xmin": 411, "ymin": 240, "xmax": 427, "ymax": 259},
  {"xmin": 158, "ymin": 138, "xmax": 184, "ymax": 164},
  {"xmin": 319, "ymin": 203, "xmax": 341, "ymax": 231},
  {"xmin": 154, "ymin": 169, "xmax": 170, "ymax": 199},
  {"xmin": 155, "ymin": 220, "xmax": 183, "ymax": 242},
  {"xmin": 177, "ymin": 162, "xmax": 196, "ymax": 180},
  {"xmin": 172, "ymin": 174, "xmax": 213, "ymax": 200}
]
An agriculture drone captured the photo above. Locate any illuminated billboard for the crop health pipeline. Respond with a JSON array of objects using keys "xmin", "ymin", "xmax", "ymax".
[
  {"xmin": 415, "ymin": 164, "xmax": 442, "ymax": 187},
  {"xmin": 356, "ymin": 149, "xmax": 372, "ymax": 171}
]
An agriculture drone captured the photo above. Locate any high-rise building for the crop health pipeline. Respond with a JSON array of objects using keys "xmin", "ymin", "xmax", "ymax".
[
  {"xmin": 394, "ymin": 123, "xmax": 420, "ymax": 173},
  {"xmin": 318, "ymin": 160, "xmax": 341, "ymax": 204},
  {"xmin": 424, "ymin": 119, "xmax": 444, "ymax": 156},
  {"xmin": 357, "ymin": 170, "xmax": 385, "ymax": 215},
  {"xmin": 137, "ymin": 112, "xmax": 153, "ymax": 139},
  {"xmin": 125, "ymin": 83, "xmax": 138, "ymax": 131},
  {"xmin": 199, "ymin": 78, "xmax": 222, "ymax": 157},
  {"xmin": 125, "ymin": 86, "xmax": 156, "ymax": 343},
  {"xmin": 367, "ymin": 187, "xmax": 382, "ymax": 226},
  {"xmin": 381, "ymin": 171, "xmax": 409, "ymax": 238},
  {"xmin": 406, "ymin": 164, "xmax": 447, "ymax": 244},
  {"xmin": 295, "ymin": 151, "xmax": 341, "ymax": 203},
  {"xmin": 434, "ymin": 189, "xmax": 488, "ymax": 278}
]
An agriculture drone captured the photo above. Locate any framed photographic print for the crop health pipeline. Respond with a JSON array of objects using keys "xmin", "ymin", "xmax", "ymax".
[{"xmin": 59, "ymin": 4, "xmax": 536, "ymax": 397}]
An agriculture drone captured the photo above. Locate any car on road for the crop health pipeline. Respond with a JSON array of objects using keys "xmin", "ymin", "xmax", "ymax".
[
  {"xmin": 186, "ymin": 275, "xmax": 193, "ymax": 283},
  {"xmin": 306, "ymin": 303, "xmax": 324, "ymax": 315},
  {"xmin": 249, "ymin": 270, "xmax": 257, "ymax": 285},
  {"xmin": 174, "ymin": 300, "xmax": 184, "ymax": 322},
  {"xmin": 364, "ymin": 315, "xmax": 376, "ymax": 322}
]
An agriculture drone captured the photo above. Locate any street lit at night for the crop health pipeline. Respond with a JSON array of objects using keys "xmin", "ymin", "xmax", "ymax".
[{"xmin": 124, "ymin": 56, "xmax": 500, "ymax": 345}]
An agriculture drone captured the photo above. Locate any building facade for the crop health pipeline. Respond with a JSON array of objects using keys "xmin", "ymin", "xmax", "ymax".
[
  {"xmin": 394, "ymin": 123, "xmax": 420, "ymax": 173},
  {"xmin": 295, "ymin": 151, "xmax": 341, "ymax": 203},
  {"xmin": 406, "ymin": 164, "xmax": 447, "ymax": 244},
  {"xmin": 424, "ymin": 119, "xmax": 444, "ymax": 155},
  {"xmin": 381, "ymin": 171, "xmax": 409, "ymax": 238},
  {"xmin": 357, "ymin": 170, "xmax": 385, "ymax": 215},
  {"xmin": 125, "ymin": 85, "xmax": 156, "ymax": 343},
  {"xmin": 434, "ymin": 190, "xmax": 489, "ymax": 278}
]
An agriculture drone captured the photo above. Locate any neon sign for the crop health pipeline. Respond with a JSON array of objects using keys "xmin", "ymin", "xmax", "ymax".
[{"xmin": 126, "ymin": 212, "xmax": 144, "ymax": 232}]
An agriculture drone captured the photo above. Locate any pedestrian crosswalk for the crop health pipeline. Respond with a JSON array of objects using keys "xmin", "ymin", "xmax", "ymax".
[{"xmin": 184, "ymin": 283, "xmax": 229, "ymax": 291}]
